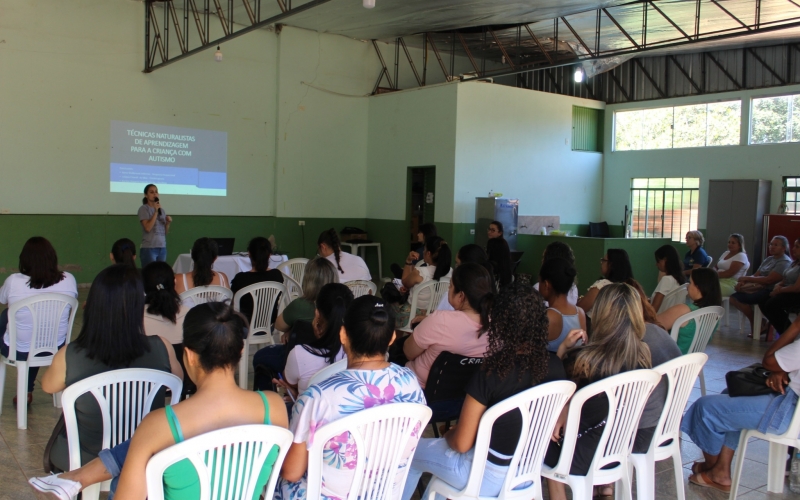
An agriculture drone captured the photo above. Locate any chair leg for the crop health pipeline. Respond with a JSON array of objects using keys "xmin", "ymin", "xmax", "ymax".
[
  {"xmin": 616, "ymin": 464, "xmax": 633, "ymax": 500},
  {"xmin": 753, "ymin": 305, "xmax": 763, "ymax": 343},
  {"xmin": 723, "ymin": 298, "xmax": 730, "ymax": 328},
  {"xmin": 729, "ymin": 432, "xmax": 749, "ymax": 499},
  {"xmin": 238, "ymin": 343, "xmax": 249, "ymax": 390},
  {"xmin": 81, "ymin": 481, "xmax": 101, "ymax": 500},
  {"xmin": 53, "ymin": 391, "xmax": 62, "ymax": 408},
  {"xmin": 699, "ymin": 369, "xmax": 706, "ymax": 397},
  {"xmin": 17, "ymin": 361, "xmax": 28, "ymax": 430},
  {"xmin": 632, "ymin": 454, "xmax": 655, "ymax": 500},
  {"xmin": 672, "ymin": 448, "xmax": 686, "ymax": 500},
  {"xmin": 0, "ymin": 361, "xmax": 6, "ymax": 418},
  {"xmin": 767, "ymin": 442, "xmax": 788, "ymax": 493}
]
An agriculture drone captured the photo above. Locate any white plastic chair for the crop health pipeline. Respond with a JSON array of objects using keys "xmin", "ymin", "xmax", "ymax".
[
  {"xmin": 179, "ymin": 285, "xmax": 233, "ymax": 306},
  {"xmin": 424, "ymin": 380, "xmax": 577, "ymax": 500},
  {"xmin": 62, "ymin": 368, "xmax": 182, "ymax": 500},
  {"xmin": 705, "ymin": 256, "xmax": 714, "ymax": 268},
  {"xmin": 397, "ymin": 278, "xmax": 451, "ymax": 333},
  {"xmin": 541, "ymin": 369, "xmax": 661, "ymax": 500},
  {"xmin": 657, "ymin": 284, "xmax": 688, "ymax": 314},
  {"xmin": 234, "ymin": 282, "xmax": 290, "ymax": 389},
  {"xmin": 629, "ymin": 353, "xmax": 708, "ymax": 500},
  {"xmin": 146, "ymin": 424, "xmax": 294, "ymax": 500},
  {"xmin": 0, "ymin": 293, "xmax": 78, "ymax": 429},
  {"xmin": 753, "ymin": 303, "xmax": 765, "ymax": 343},
  {"xmin": 729, "ymin": 387, "xmax": 800, "ymax": 498},
  {"xmin": 306, "ymin": 403, "xmax": 432, "ymax": 499},
  {"xmin": 345, "ymin": 280, "xmax": 378, "ymax": 298},
  {"xmin": 307, "ymin": 358, "xmax": 348, "ymax": 387},
  {"xmin": 281, "ymin": 272, "xmax": 303, "ymax": 301},
  {"xmin": 669, "ymin": 306, "xmax": 723, "ymax": 396},
  {"xmin": 278, "ymin": 258, "xmax": 309, "ymax": 284}
]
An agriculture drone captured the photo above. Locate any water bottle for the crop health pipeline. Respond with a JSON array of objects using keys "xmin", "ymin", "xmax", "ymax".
[{"xmin": 790, "ymin": 450, "xmax": 800, "ymax": 493}]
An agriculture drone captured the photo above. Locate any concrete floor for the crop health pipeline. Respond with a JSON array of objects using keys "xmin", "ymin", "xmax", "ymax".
[{"xmin": 0, "ymin": 290, "xmax": 798, "ymax": 499}]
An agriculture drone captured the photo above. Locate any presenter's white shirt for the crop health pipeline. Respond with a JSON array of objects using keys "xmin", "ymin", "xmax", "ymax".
[
  {"xmin": 0, "ymin": 273, "xmax": 78, "ymax": 352},
  {"xmin": 327, "ymin": 251, "xmax": 371, "ymax": 283}
]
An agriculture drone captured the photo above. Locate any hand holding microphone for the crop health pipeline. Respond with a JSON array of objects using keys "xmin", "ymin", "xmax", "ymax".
[{"xmin": 154, "ymin": 197, "xmax": 162, "ymax": 216}]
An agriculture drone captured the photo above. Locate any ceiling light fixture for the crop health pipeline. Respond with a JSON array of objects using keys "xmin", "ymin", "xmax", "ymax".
[
  {"xmin": 214, "ymin": 46, "xmax": 223, "ymax": 62},
  {"xmin": 573, "ymin": 66, "xmax": 584, "ymax": 83},
  {"xmin": 363, "ymin": 0, "xmax": 375, "ymax": 8}
]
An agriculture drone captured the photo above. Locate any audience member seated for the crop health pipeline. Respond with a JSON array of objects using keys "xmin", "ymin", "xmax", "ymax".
[
  {"xmin": 40, "ymin": 265, "xmax": 182, "ymax": 473},
  {"xmin": 110, "ymin": 238, "xmax": 138, "ymax": 270},
  {"xmin": 230, "ymin": 236, "xmax": 284, "ymax": 321},
  {"xmin": 534, "ymin": 241, "xmax": 579, "ymax": 306},
  {"xmin": 272, "ymin": 283, "xmax": 353, "ymax": 398},
  {"xmin": 276, "ymin": 296, "xmax": 425, "ymax": 500},
  {"xmin": 391, "ymin": 223, "xmax": 438, "ymax": 279},
  {"xmin": 401, "ymin": 280, "xmax": 567, "ymax": 500},
  {"xmin": 29, "ymin": 302, "xmax": 288, "ymax": 500},
  {"xmin": 539, "ymin": 257, "xmax": 586, "ymax": 352},
  {"xmin": 392, "ymin": 236, "xmax": 452, "ymax": 328},
  {"xmin": 174, "ymin": 237, "xmax": 230, "ymax": 298},
  {"xmin": 760, "ymin": 237, "xmax": 800, "ymax": 336},
  {"xmin": 714, "ymin": 233, "xmax": 750, "ymax": 297},
  {"xmin": 651, "ymin": 246, "xmax": 686, "ymax": 314},
  {"xmin": 730, "ymin": 235, "xmax": 792, "ymax": 337},
  {"xmin": 684, "ymin": 230, "xmax": 710, "ymax": 275},
  {"xmin": 544, "ymin": 283, "xmax": 653, "ymax": 500},
  {"xmin": 657, "ymin": 267, "xmax": 722, "ymax": 354},
  {"xmin": 486, "ymin": 236, "xmax": 513, "ymax": 288},
  {"xmin": 252, "ymin": 258, "xmax": 339, "ymax": 391},
  {"xmin": 0, "ymin": 236, "xmax": 78, "ymax": 407},
  {"xmin": 317, "ymin": 228, "xmax": 371, "ymax": 283},
  {"xmin": 436, "ymin": 244, "xmax": 492, "ymax": 312},
  {"xmin": 681, "ymin": 316, "xmax": 800, "ymax": 494},
  {"xmin": 403, "ymin": 263, "xmax": 493, "ymax": 388},
  {"xmin": 577, "ymin": 248, "xmax": 635, "ymax": 320}
]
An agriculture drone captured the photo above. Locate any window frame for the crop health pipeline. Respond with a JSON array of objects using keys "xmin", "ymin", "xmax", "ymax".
[
  {"xmin": 629, "ymin": 177, "xmax": 700, "ymax": 242},
  {"xmin": 748, "ymin": 92, "xmax": 800, "ymax": 145},
  {"xmin": 783, "ymin": 176, "xmax": 800, "ymax": 215}
]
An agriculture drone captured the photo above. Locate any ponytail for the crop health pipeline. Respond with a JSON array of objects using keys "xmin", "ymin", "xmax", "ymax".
[
  {"xmin": 318, "ymin": 229, "xmax": 344, "ymax": 274},
  {"xmin": 477, "ymin": 292, "xmax": 494, "ymax": 334},
  {"xmin": 425, "ymin": 236, "xmax": 452, "ymax": 280},
  {"xmin": 191, "ymin": 237, "xmax": 219, "ymax": 287},
  {"xmin": 143, "ymin": 261, "xmax": 181, "ymax": 323},
  {"xmin": 304, "ymin": 283, "xmax": 354, "ymax": 364},
  {"xmin": 111, "ymin": 238, "xmax": 137, "ymax": 270},
  {"xmin": 451, "ymin": 262, "xmax": 494, "ymax": 334},
  {"xmin": 343, "ymin": 295, "xmax": 396, "ymax": 357}
]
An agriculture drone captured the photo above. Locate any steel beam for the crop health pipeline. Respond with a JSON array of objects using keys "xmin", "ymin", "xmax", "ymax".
[
  {"xmin": 747, "ymin": 47, "xmax": 786, "ymax": 84},
  {"xmin": 399, "ymin": 37, "xmax": 423, "ymax": 86},
  {"xmin": 489, "ymin": 29, "xmax": 516, "ymax": 69},
  {"xmin": 524, "ymin": 25, "xmax": 554, "ymax": 64},
  {"xmin": 561, "ymin": 16, "xmax": 594, "ymax": 57},
  {"xmin": 668, "ymin": 55, "xmax": 703, "ymax": 93},
  {"xmin": 371, "ymin": 40, "xmax": 395, "ymax": 90},
  {"xmin": 456, "ymin": 32, "xmax": 481, "ymax": 76},
  {"xmin": 427, "ymin": 33, "xmax": 450, "ymax": 80},
  {"xmin": 546, "ymin": 69, "xmax": 561, "ymax": 93},
  {"xmin": 709, "ymin": 0, "xmax": 751, "ymax": 30},
  {"xmin": 648, "ymin": 1, "xmax": 693, "ymax": 41},
  {"xmin": 602, "ymin": 8, "xmax": 640, "ymax": 49},
  {"xmin": 609, "ymin": 69, "xmax": 632, "ymax": 101},
  {"xmin": 705, "ymin": 52, "xmax": 742, "ymax": 88},
  {"xmin": 144, "ymin": 0, "xmax": 334, "ymax": 72},
  {"xmin": 634, "ymin": 58, "xmax": 666, "ymax": 97}
]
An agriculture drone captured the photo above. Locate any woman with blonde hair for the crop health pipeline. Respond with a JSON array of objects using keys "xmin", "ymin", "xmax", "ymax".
[
  {"xmin": 545, "ymin": 283, "xmax": 653, "ymax": 500},
  {"xmin": 684, "ymin": 230, "xmax": 710, "ymax": 275}
]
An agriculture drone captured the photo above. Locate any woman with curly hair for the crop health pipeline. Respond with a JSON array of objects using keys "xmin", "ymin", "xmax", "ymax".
[{"xmin": 401, "ymin": 280, "xmax": 568, "ymax": 500}]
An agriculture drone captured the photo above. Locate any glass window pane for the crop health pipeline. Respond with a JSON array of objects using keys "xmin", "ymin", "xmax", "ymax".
[
  {"xmin": 673, "ymin": 104, "xmax": 707, "ymax": 148},
  {"xmin": 615, "ymin": 111, "xmax": 642, "ymax": 151},
  {"xmin": 665, "ymin": 178, "xmax": 684, "ymax": 189},
  {"xmin": 641, "ymin": 108, "xmax": 674, "ymax": 150},
  {"xmin": 752, "ymin": 96, "xmax": 790, "ymax": 144},
  {"xmin": 787, "ymin": 177, "xmax": 798, "ymax": 187},
  {"xmin": 788, "ymin": 193, "xmax": 796, "ymax": 202},
  {"xmin": 792, "ymin": 96, "xmax": 800, "ymax": 142},
  {"xmin": 648, "ymin": 178, "xmax": 666, "ymax": 189},
  {"xmin": 684, "ymin": 177, "xmax": 700, "ymax": 189},
  {"xmin": 632, "ymin": 178, "xmax": 648, "ymax": 188},
  {"xmin": 707, "ymin": 101, "xmax": 741, "ymax": 146}
]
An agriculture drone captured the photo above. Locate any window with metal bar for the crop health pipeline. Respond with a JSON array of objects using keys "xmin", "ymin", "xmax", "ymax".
[
  {"xmin": 614, "ymin": 101, "xmax": 741, "ymax": 151},
  {"xmin": 751, "ymin": 94, "xmax": 800, "ymax": 144},
  {"xmin": 630, "ymin": 178, "xmax": 700, "ymax": 241},
  {"xmin": 783, "ymin": 177, "xmax": 800, "ymax": 215}
]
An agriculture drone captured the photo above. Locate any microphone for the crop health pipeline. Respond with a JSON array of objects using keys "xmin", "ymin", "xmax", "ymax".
[{"xmin": 154, "ymin": 197, "xmax": 162, "ymax": 216}]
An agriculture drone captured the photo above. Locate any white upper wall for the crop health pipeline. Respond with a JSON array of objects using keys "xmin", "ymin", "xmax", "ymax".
[
  {"xmin": 602, "ymin": 84, "xmax": 800, "ymax": 228},
  {"xmin": 454, "ymin": 82, "xmax": 605, "ymax": 224}
]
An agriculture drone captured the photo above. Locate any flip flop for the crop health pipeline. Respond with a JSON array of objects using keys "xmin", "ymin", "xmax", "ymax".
[
  {"xmin": 691, "ymin": 461, "xmax": 707, "ymax": 475},
  {"xmin": 689, "ymin": 471, "xmax": 731, "ymax": 493}
]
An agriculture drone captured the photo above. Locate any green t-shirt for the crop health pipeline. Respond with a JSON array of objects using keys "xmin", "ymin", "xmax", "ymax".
[{"xmin": 282, "ymin": 298, "xmax": 316, "ymax": 327}]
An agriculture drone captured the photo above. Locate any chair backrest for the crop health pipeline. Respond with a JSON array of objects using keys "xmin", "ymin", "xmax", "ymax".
[
  {"xmin": 459, "ymin": 380, "xmax": 576, "ymax": 499},
  {"xmin": 344, "ymin": 280, "xmax": 377, "ymax": 298},
  {"xmin": 281, "ymin": 272, "xmax": 303, "ymax": 301},
  {"xmin": 62, "ymin": 368, "xmax": 182, "ymax": 470},
  {"xmin": 551, "ymin": 369, "xmax": 661, "ymax": 481},
  {"xmin": 650, "ymin": 353, "xmax": 708, "ymax": 454},
  {"xmin": 7, "ymin": 293, "xmax": 78, "ymax": 364},
  {"xmin": 145, "ymin": 424, "xmax": 294, "ymax": 500},
  {"xmin": 179, "ymin": 286, "xmax": 234, "ymax": 306},
  {"xmin": 307, "ymin": 358, "xmax": 348, "ymax": 387},
  {"xmin": 423, "ymin": 351, "xmax": 483, "ymax": 404},
  {"xmin": 669, "ymin": 306, "xmax": 724, "ymax": 354},
  {"xmin": 658, "ymin": 283, "xmax": 689, "ymax": 314},
  {"xmin": 233, "ymin": 282, "xmax": 289, "ymax": 337},
  {"xmin": 399, "ymin": 278, "xmax": 451, "ymax": 332},
  {"xmin": 278, "ymin": 258, "xmax": 309, "ymax": 284},
  {"xmin": 306, "ymin": 403, "xmax": 432, "ymax": 500}
]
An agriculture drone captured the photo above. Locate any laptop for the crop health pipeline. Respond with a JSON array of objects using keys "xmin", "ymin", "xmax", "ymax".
[{"xmin": 210, "ymin": 238, "xmax": 235, "ymax": 256}]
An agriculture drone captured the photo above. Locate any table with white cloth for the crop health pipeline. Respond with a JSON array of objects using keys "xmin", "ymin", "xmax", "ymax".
[{"xmin": 172, "ymin": 253, "xmax": 289, "ymax": 279}]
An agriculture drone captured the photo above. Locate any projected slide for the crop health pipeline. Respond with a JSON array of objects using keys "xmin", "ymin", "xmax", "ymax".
[{"xmin": 110, "ymin": 121, "xmax": 227, "ymax": 196}]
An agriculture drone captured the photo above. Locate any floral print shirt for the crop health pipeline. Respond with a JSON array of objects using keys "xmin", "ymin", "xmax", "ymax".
[{"xmin": 275, "ymin": 364, "xmax": 426, "ymax": 500}]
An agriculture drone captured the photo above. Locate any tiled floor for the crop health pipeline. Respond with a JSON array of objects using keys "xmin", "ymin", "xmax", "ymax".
[{"xmin": 1, "ymin": 293, "xmax": 798, "ymax": 499}]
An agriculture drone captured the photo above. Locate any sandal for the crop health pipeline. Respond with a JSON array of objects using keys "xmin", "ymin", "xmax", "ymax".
[
  {"xmin": 691, "ymin": 461, "xmax": 707, "ymax": 475},
  {"xmin": 688, "ymin": 471, "xmax": 731, "ymax": 493}
]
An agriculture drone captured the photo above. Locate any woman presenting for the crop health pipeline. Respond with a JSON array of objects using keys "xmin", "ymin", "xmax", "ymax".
[{"xmin": 138, "ymin": 184, "xmax": 172, "ymax": 266}]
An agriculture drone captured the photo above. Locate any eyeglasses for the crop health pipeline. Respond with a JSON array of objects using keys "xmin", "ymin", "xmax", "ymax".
[{"xmin": 600, "ymin": 258, "xmax": 609, "ymax": 263}]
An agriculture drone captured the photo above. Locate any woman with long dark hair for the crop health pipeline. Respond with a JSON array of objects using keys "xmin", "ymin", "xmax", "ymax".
[
  {"xmin": 174, "ymin": 237, "xmax": 229, "ymax": 296},
  {"xmin": 404, "ymin": 263, "xmax": 492, "ymax": 388},
  {"xmin": 577, "ymin": 248, "xmax": 635, "ymax": 319},
  {"xmin": 658, "ymin": 267, "xmax": 723, "ymax": 354},
  {"xmin": 436, "ymin": 244, "xmax": 494, "ymax": 311},
  {"xmin": 534, "ymin": 241, "xmax": 579, "ymax": 305},
  {"xmin": 316, "ymin": 228, "xmax": 371, "ymax": 283},
  {"xmin": 651, "ymin": 244, "xmax": 686, "ymax": 312},
  {"xmin": 401, "ymin": 280, "xmax": 567, "ymax": 499},
  {"xmin": 143, "ymin": 261, "xmax": 188, "ymax": 347},
  {"xmin": 39, "ymin": 265, "xmax": 182, "ymax": 473},
  {"xmin": 393, "ymin": 235, "xmax": 452, "ymax": 327},
  {"xmin": 539, "ymin": 257, "xmax": 586, "ymax": 352},
  {"xmin": 138, "ymin": 184, "xmax": 171, "ymax": 266},
  {"xmin": 110, "ymin": 238, "xmax": 137, "ymax": 270},
  {"xmin": 486, "ymin": 237, "xmax": 513, "ymax": 287},
  {"xmin": 230, "ymin": 236, "xmax": 284, "ymax": 321},
  {"xmin": 0, "ymin": 237, "xmax": 78, "ymax": 406}
]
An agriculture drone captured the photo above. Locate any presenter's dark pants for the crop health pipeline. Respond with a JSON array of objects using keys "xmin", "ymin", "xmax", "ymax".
[{"xmin": 140, "ymin": 247, "xmax": 167, "ymax": 267}]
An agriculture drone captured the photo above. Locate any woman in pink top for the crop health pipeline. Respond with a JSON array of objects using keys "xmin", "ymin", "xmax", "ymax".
[{"xmin": 403, "ymin": 263, "xmax": 493, "ymax": 387}]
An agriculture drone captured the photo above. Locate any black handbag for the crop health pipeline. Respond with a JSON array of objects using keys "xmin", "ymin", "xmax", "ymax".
[{"xmin": 725, "ymin": 363, "xmax": 779, "ymax": 397}]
